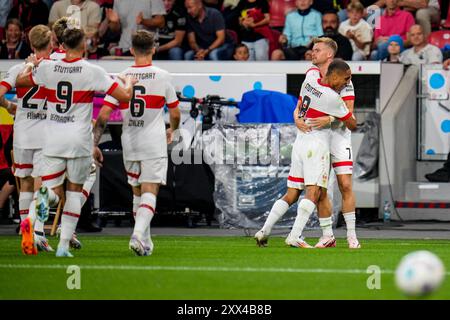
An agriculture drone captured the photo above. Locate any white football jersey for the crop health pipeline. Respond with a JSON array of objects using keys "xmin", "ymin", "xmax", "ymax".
[
  {"xmin": 103, "ymin": 64, "xmax": 179, "ymax": 161},
  {"xmin": 297, "ymin": 68, "xmax": 352, "ymax": 144},
  {"xmin": 32, "ymin": 58, "xmax": 118, "ymax": 158},
  {"xmin": 0, "ymin": 62, "xmax": 47, "ymax": 150}
]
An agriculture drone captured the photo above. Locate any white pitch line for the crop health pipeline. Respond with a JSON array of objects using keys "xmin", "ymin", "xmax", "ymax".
[
  {"xmin": 0, "ymin": 264, "xmax": 393, "ymax": 274},
  {"xmin": 1, "ymin": 264, "xmax": 449, "ymax": 276}
]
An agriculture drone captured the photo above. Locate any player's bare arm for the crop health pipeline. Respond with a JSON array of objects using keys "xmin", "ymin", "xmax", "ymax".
[
  {"xmin": 92, "ymin": 106, "xmax": 115, "ymax": 167},
  {"xmin": 293, "ymin": 101, "xmax": 311, "ymax": 132},
  {"xmin": 110, "ymin": 75, "xmax": 138, "ymax": 102},
  {"xmin": 167, "ymin": 107, "xmax": 181, "ymax": 144},
  {"xmin": 0, "ymin": 85, "xmax": 17, "ymax": 114},
  {"xmin": 15, "ymin": 54, "xmax": 43, "ymax": 87}
]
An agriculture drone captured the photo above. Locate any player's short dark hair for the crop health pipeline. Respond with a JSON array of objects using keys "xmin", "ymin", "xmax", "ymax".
[
  {"xmin": 63, "ymin": 28, "xmax": 85, "ymax": 50},
  {"xmin": 326, "ymin": 59, "xmax": 350, "ymax": 76},
  {"xmin": 132, "ymin": 30, "xmax": 154, "ymax": 55}
]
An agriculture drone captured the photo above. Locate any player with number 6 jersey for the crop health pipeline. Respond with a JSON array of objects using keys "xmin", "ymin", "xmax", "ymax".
[{"xmin": 94, "ymin": 30, "xmax": 181, "ymax": 257}]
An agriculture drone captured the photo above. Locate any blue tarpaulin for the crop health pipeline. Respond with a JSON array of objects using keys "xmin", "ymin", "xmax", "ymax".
[{"xmin": 237, "ymin": 90, "xmax": 297, "ymax": 123}]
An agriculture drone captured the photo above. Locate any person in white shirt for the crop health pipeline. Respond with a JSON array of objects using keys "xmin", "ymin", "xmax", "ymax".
[
  {"xmin": 49, "ymin": 0, "xmax": 102, "ymax": 29},
  {"xmin": 105, "ymin": 0, "xmax": 166, "ymax": 55},
  {"xmin": 93, "ymin": 30, "xmax": 181, "ymax": 256},
  {"xmin": 15, "ymin": 20, "xmax": 136, "ymax": 257},
  {"xmin": 338, "ymin": 1, "xmax": 373, "ymax": 61},
  {"xmin": 400, "ymin": 24, "xmax": 443, "ymax": 66}
]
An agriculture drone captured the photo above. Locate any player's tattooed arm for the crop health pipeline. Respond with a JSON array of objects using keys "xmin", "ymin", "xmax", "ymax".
[{"xmin": 92, "ymin": 106, "xmax": 114, "ymax": 167}]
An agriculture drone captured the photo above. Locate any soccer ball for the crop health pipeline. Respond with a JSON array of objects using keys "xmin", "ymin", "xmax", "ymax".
[{"xmin": 395, "ymin": 250, "xmax": 446, "ymax": 297}]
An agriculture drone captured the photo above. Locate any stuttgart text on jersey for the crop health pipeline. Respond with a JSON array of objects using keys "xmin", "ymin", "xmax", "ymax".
[
  {"xmin": 53, "ymin": 65, "xmax": 82, "ymax": 73},
  {"xmin": 304, "ymin": 83, "xmax": 323, "ymax": 98}
]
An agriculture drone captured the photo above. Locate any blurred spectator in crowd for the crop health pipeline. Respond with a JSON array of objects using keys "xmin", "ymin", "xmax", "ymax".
[
  {"xmin": 271, "ymin": 0, "xmax": 322, "ymax": 61},
  {"xmin": 0, "ymin": 1, "xmax": 13, "ymax": 39},
  {"xmin": 203, "ymin": 0, "xmax": 224, "ymax": 10},
  {"xmin": 337, "ymin": 0, "xmax": 386, "ymax": 23},
  {"xmin": 223, "ymin": 0, "xmax": 241, "ymax": 31},
  {"xmin": 7, "ymin": 0, "xmax": 50, "ymax": 33},
  {"xmin": 382, "ymin": 34, "xmax": 404, "ymax": 62},
  {"xmin": 370, "ymin": 0, "xmax": 414, "ymax": 60},
  {"xmin": 0, "ymin": 124, "xmax": 15, "ymax": 224},
  {"xmin": 400, "ymin": 24, "xmax": 442, "ymax": 65},
  {"xmin": 84, "ymin": 26, "xmax": 109, "ymax": 59},
  {"xmin": 233, "ymin": 42, "xmax": 250, "ymax": 60},
  {"xmin": 49, "ymin": 0, "xmax": 102, "ymax": 29},
  {"xmin": 398, "ymin": 0, "xmax": 440, "ymax": 36},
  {"xmin": 425, "ymin": 58, "xmax": 450, "ymax": 182},
  {"xmin": 312, "ymin": 0, "xmax": 346, "ymax": 14},
  {"xmin": 0, "ymin": 19, "xmax": 32, "ymax": 60},
  {"xmin": 184, "ymin": 0, "xmax": 233, "ymax": 60},
  {"xmin": 154, "ymin": 0, "xmax": 187, "ymax": 60},
  {"xmin": 313, "ymin": 10, "xmax": 353, "ymax": 60},
  {"xmin": 235, "ymin": 0, "xmax": 271, "ymax": 60},
  {"xmin": 95, "ymin": 0, "xmax": 120, "ymax": 54},
  {"xmin": 338, "ymin": 1, "xmax": 372, "ymax": 60},
  {"xmin": 106, "ymin": 0, "xmax": 166, "ymax": 55}
]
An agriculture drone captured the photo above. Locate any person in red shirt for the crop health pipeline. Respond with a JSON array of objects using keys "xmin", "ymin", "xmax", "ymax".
[{"xmin": 370, "ymin": 0, "xmax": 415, "ymax": 60}]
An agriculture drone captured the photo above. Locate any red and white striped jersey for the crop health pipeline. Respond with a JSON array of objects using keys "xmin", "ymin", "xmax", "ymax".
[
  {"xmin": 304, "ymin": 67, "xmax": 355, "ymax": 101},
  {"xmin": 31, "ymin": 58, "xmax": 118, "ymax": 158},
  {"xmin": 103, "ymin": 64, "xmax": 179, "ymax": 161},
  {"xmin": 50, "ymin": 49, "xmax": 66, "ymax": 61},
  {"xmin": 0, "ymin": 62, "xmax": 47, "ymax": 150},
  {"xmin": 297, "ymin": 67, "xmax": 352, "ymax": 143}
]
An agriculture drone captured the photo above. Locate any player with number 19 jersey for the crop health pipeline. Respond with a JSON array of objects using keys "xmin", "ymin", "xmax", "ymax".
[
  {"xmin": 287, "ymin": 70, "xmax": 353, "ymax": 190},
  {"xmin": 103, "ymin": 63, "xmax": 179, "ymax": 186}
]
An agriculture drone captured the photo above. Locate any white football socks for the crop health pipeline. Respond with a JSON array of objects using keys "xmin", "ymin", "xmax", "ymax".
[
  {"xmin": 133, "ymin": 192, "xmax": 156, "ymax": 239},
  {"xmin": 262, "ymin": 199, "xmax": 289, "ymax": 235},
  {"xmin": 343, "ymin": 211, "xmax": 356, "ymax": 238},
  {"xmin": 289, "ymin": 198, "xmax": 315, "ymax": 240},
  {"xmin": 19, "ymin": 192, "xmax": 33, "ymax": 222},
  {"xmin": 319, "ymin": 217, "xmax": 333, "ymax": 237},
  {"xmin": 58, "ymin": 191, "xmax": 82, "ymax": 251}
]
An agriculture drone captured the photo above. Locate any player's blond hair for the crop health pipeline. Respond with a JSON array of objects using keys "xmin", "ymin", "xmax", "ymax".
[
  {"xmin": 313, "ymin": 37, "xmax": 338, "ymax": 56},
  {"xmin": 28, "ymin": 25, "xmax": 52, "ymax": 51}
]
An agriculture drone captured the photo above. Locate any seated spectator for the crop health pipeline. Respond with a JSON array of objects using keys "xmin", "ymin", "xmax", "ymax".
[
  {"xmin": 0, "ymin": 1, "xmax": 12, "ymax": 40},
  {"xmin": 382, "ymin": 34, "xmax": 404, "ymax": 62},
  {"xmin": 49, "ymin": 0, "xmax": 102, "ymax": 29},
  {"xmin": 400, "ymin": 24, "xmax": 442, "ymax": 65},
  {"xmin": 84, "ymin": 26, "xmax": 109, "ymax": 59},
  {"xmin": 271, "ymin": 0, "xmax": 323, "ymax": 61},
  {"xmin": 154, "ymin": 0, "xmax": 187, "ymax": 60},
  {"xmin": 184, "ymin": 0, "xmax": 234, "ymax": 60},
  {"xmin": 235, "ymin": 0, "xmax": 271, "ymax": 60},
  {"xmin": 0, "ymin": 19, "xmax": 32, "ymax": 59},
  {"xmin": 233, "ymin": 42, "xmax": 250, "ymax": 60},
  {"xmin": 338, "ymin": 1, "xmax": 373, "ymax": 60},
  {"xmin": 106, "ymin": 0, "xmax": 166, "ymax": 56},
  {"xmin": 398, "ymin": 0, "xmax": 440, "ymax": 36},
  {"xmin": 338, "ymin": 0, "xmax": 386, "ymax": 23},
  {"xmin": 370, "ymin": 0, "xmax": 414, "ymax": 60},
  {"xmin": 7, "ymin": 0, "xmax": 49, "ymax": 33}
]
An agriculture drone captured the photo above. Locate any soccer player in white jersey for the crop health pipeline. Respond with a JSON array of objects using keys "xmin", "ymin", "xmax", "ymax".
[
  {"xmin": 15, "ymin": 22, "xmax": 136, "ymax": 257},
  {"xmin": 93, "ymin": 30, "xmax": 181, "ymax": 256},
  {"xmin": 255, "ymin": 37, "xmax": 361, "ymax": 249},
  {"xmin": 0, "ymin": 25, "xmax": 53, "ymax": 254},
  {"xmin": 285, "ymin": 59, "xmax": 357, "ymax": 248},
  {"xmin": 50, "ymin": 17, "xmax": 97, "ymax": 250}
]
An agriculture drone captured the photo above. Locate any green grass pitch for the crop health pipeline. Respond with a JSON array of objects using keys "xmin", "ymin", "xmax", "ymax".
[{"xmin": 0, "ymin": 235, "xmax": 449, "ymax": 300}]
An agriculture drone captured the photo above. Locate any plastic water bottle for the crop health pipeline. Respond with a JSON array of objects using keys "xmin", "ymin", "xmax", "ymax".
[{"xmin": 383, "ymin": 201, "xmax": 391, "ymax": 223}]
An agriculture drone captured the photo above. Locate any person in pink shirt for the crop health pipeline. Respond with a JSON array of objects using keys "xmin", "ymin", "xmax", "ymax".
[{"xmin": 370, "ymin": 0, "xmax": 415, "ymax": 60}]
